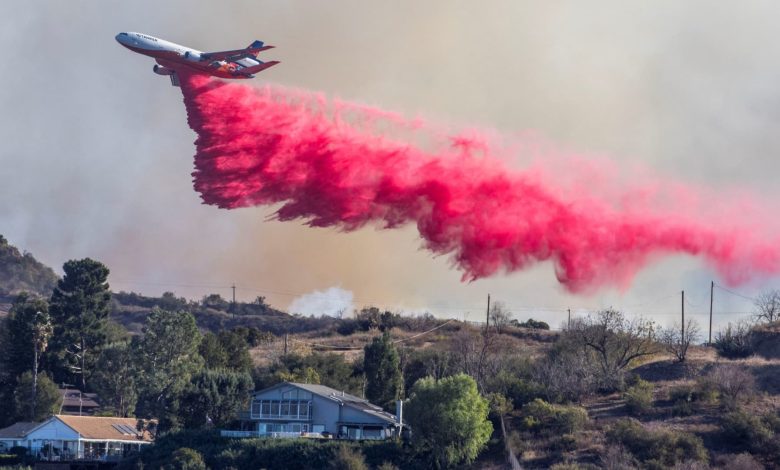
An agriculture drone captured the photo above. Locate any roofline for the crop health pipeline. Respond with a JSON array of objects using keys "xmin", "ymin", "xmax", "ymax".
[
  {"xmin": 20, "ymin": 416, "xmax": 70, "ymax": 438},
  {"xmin": 251, "ymin": 382, "xmax": 369, "ymax": 403}
]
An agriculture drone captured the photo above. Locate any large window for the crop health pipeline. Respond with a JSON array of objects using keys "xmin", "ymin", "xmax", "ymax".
[
  {"xmin": 258, "ymin": 423, "xmax": 310, "ymax": 434},
  {"xmin": 250, "ymin": 399, "xmax": 312, "ymax": 420}
]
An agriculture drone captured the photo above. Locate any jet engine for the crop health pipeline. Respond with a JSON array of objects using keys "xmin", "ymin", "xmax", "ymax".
[
  {"xmin": 153, "ymin": 64, "xmax": 174, "ymax": 76},
  {"xmin": 183, "ymin": 51, "xmax": 202, "ymax": 62}
]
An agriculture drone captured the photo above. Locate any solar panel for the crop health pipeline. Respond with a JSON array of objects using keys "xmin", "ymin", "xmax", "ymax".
[{"xmin": 112, "ymin": 424, "xmax": 139, "ymax": 436}]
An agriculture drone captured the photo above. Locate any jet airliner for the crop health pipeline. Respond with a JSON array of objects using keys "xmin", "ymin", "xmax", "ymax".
[{"xmin": 116, "ymin": 32, "xmax": 279, "ymax": 86}]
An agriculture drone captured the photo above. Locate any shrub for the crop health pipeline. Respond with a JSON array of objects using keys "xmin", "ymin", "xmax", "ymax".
[
  {"xmin": 164, "ymin": 448, "xmax": 207, "ymax": 470},
  {"xmin": 331, "ymin": 444, "xmax": 367, "ymax": 470},
  {"xmin": 516, "ymin": 318, "xmax": 551, "ymax": 330},
  {"xmin": 714, "ymin": 321, "xmax": 754, "ymax": 358},
  {"xmin": 376, "ymin": 463, "xmax": 399, "ymax": 470},
  {"xmin": 607, "ymin": 418, "xmax": 708, "ymax": 468},
  {"xmin": 601, "ymin": 445, "xmax": 638, "ymax": 470},
  {"xmin": 486, "ymin": 393, "xmax": 513, "ymax": 417},
  {"xmin": 624, "ymin": 378, "xmax": 654, "ymax": 415},
  {"xmin": 705, "ymin": 364, "xmax": 756, "ymax": 409},
  {"xmin": 668, "ymin": 381, "xmax": 717, "ymax": 416},
  {"xmin": 720, "ymin": 409, "xmax": 775, "ymax": 450},
  {"xmin": 714, "ymin": 453, "xmax": 765, "ymax": 470},
  {"xmin": 505, "ymin": 377, "xmax": 545, "ymax": 408},
  {"xmin": 521, "ymin": 399, "xmax": 588, "ymax": 435}
]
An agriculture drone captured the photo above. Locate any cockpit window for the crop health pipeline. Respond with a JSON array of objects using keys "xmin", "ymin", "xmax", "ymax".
[{"xmin": 119, "ymin": 32, "xmax": 128, "ymax": 36}]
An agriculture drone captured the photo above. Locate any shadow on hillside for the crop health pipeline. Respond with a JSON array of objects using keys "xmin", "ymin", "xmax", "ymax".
[
  {"xmin": 632, "ymin": 359, "xmax": 710, "ymax": 383},
  {"xmin": 751, "ymin": 363, "xmax": 780, "ymax": 394}
]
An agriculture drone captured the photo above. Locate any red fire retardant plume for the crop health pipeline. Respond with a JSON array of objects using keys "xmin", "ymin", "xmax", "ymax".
[{"xmin": 180, "ymin": 73, "xmax": 780, "ymax": 293}]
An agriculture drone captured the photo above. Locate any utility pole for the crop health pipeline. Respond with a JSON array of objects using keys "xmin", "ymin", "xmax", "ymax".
[
  {"xmin": 231, "ymin": 284, "xmax": 237, "ymax": 319},
  {"xmin": 567, "ymin": 309, "xmax": 571, "ymax": 330},
  {"xmin": 284, "ymin": 333, "xmax": 288, "ymax": 356},
  {"xmin": 681, "ymin": 290, "xmax": 685, "ymax": 343},
  {"xmin": 485, "ymin": 294, "xmax": 491, "ymax": 333},
  {"xmin": 709, "ymin": 281, "xmax": 714, "ymax": 346}
]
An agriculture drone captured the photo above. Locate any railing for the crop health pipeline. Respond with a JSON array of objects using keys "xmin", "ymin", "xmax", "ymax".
[
  {"xmin": 220, "ymin": 430, "xmax": 325, "ymax": 439},
  {"xmin": 499, "ymin": 414, "xmax": 523, "ymax": 470},
  {"xmin": 250, "ymin": 413, "xmax": 310, "ymax": 420}
]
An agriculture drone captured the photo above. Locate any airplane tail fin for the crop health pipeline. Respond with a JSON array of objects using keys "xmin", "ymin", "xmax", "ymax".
[
  {"xmin": 242, "ymin": 60, "xmax": 280, "ymax": 75},
  {"xmin": 248, "ymin": 40, "xmax": 264, "ymax": 49}
]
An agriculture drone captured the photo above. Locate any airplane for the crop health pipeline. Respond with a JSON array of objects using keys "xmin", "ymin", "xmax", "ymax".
[{"xmin": 115, "ymin": 32, "xmax": 279, "ymax": 87}]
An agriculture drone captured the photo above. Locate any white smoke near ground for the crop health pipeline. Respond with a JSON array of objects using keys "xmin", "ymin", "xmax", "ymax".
[{"xmin": 288, "ymin": 287, "xmax": 354, "ymax": 317}]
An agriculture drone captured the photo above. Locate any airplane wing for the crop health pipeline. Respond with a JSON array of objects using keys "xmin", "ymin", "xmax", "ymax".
[{"xmin": 201, "ymin": 40, "xmax": 274, "ymax": 61}]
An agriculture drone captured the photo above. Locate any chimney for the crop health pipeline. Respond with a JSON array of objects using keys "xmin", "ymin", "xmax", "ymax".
[
  {"xmin": 341, "ymin": 390, "xmax": 345, "ymax": 397},
  {"xmin": 396, "ymin": 399, "xmax": 403, "ymax": 429}
]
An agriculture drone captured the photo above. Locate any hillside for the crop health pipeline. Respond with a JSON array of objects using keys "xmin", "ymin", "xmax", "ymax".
[
  {"xmin": 0, "ymin": 234, "xmax": 58, "ymax": 298},
  {"xmin": 110, "ymin": 291, "xmax": 339, "ymax": 335}
]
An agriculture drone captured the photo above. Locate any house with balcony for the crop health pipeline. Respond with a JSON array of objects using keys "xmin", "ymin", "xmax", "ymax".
[{"xmin": 224, "ymin": 382, "xmax": 402, "ymax": 440}]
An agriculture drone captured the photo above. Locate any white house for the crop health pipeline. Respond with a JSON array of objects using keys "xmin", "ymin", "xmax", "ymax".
[{"xmin": 0, "ymin": 415, "xmax": 154, "ymax": 461}]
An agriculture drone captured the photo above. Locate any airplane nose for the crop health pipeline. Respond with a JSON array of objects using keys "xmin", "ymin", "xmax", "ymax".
[{"xmin": 115, "ymin": 33, "xmax": 128, "ymax": 44}]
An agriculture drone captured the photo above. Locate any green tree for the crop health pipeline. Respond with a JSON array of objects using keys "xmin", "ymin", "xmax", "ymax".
[
  {"xmin": 180, "ymin": 369, "xmax": 254, "ymax": 428},
  {"xmin": 2, "ymin": 294, "xmax": 51, "ymax": 378},
  {"xmin": 92, "ymin": 341, "xmax": 137, "ymax": 417},
  {"xmin": 364, "ymin": 332, "xmax": 403, "ymax": 409},
  {"xmin": 199, "ymin": 333, "xmax": 228, "ymax": 369},
  {"xmin": 406, "ymin": 374, "xmax": 493, "ymax": 468},
  {"xmin": 199, "ymin": 331, "xmax": 252, "ymax": 373},
  {"xmin": 133, "ymin": 309, "xmax": 202, "ymax": 432},
  {"xmin": 49, "ymin": 258, "xmax": 111, "ymax": 390},
  {"xmin": 13, "ymin": 371, "xmax": 62, "ymax": 421},
  {"xmin": 2, "ymin": 294, "xmax": 53, "ymax": 420}
]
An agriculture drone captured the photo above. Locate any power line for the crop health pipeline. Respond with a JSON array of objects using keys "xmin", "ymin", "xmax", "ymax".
[{"xmin": 714, "ymin": 284, "xmax": 756, "ymax": 302}]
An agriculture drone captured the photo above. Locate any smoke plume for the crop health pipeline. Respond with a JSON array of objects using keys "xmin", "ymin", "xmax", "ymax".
[
  {"xmin": 288, "ymin": 287, "xmax": 354, "ymax": 317},
  {"xmin": 180, "ymin": 73, "xmax": 780, "ymax": 293}
]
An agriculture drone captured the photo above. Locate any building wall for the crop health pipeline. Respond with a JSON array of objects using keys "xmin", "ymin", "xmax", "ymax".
[
  {"xmin": 25, "ymin": 419, "xmax": 79, "ymax": 441},
  {"xmin": 310, "ymin": 394, "xmax": 340, "ymax": 434}
]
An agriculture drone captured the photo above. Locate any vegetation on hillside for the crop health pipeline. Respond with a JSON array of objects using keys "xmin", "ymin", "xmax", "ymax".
[
  {"xmin": 0, "ymin": 235, "xmax": 58, "ymax": 298},
  {"xmin": 3, "ymin": 241, "xmax": 780, "ymax": 468}
]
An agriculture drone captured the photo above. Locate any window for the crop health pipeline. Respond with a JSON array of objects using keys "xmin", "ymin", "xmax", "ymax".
[
  {"xmin": 261, "ymin": 401, "xmax": 270, "ymax": 415},
  {"xmin": 270, "ymin": 402, "xmax": 279, "ymax": 416},
  {"xmin": 280, "ymin": 401, "xmax": 289, "ymax": 416},
  {"xmin": 251, "ymin": 402, "xmax": 261, "ymax": 417}
]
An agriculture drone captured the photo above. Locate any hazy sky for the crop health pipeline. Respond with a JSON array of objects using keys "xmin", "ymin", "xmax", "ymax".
[{"xmin": 2, "ymin": 1, "xmax": 780, "ymax": 330}]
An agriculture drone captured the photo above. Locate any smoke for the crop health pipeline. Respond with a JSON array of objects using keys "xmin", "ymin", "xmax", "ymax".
[
  {"xmin": 179, "ymin": 73, "xmax": 780, "ymax": 293},
  {"xmin": 288, "ymin": 287, "xmax": 354, "ymax": 317}
]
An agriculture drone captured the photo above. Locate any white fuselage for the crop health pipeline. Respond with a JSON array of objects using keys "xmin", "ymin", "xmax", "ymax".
[{"xmin": 115, "ymin": 32, "xmax": 264, "ymax": 79}]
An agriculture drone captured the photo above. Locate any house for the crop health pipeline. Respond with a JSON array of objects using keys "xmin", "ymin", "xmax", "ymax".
[
  {"xmin": 0, "ymin": 415, "xmax": 154, "ymax": 461},
  {"xmin": 0, "ymin": 421, "xmax": 39, "ymax": 452},
  {"xmin": 58, "ymin": 388, "xmax": 101, "ymax": 416},
  {"xmin": 224, "ymin": 382, "xmax": 402, "ymax": 440}
]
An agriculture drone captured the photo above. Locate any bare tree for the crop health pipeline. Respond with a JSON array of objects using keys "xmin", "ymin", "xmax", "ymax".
[
  {"xmin": 449, "ymin": 325, "xmax": 516, "ymax": 393},
  {"xmin": 660, "ymin": 319, "xmax": 701, "ymax": 362},
  {"xmin": 754, "ymin": 289, "xmax": 780, "ymax": 323},
  {"xmin": 570, "ymin": 309, "xmax": 658, "ymax": 390},
  {"xmin": 533, "ymin": 349, "xmax": 598, "ymax": 403},
  {"xmin": 489, "ymin": 302, "xmax": 512, "ymax": 335}
]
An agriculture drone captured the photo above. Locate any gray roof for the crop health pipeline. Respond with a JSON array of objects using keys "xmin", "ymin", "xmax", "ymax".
[
  {"xmin": 254, "ymin": 382, "xmax": 399, "ymax": 425},
  {"xmin": 59, "ymin": 389, "xmax": 100, "ymax": 409},
  {"xmin": 0, "ymin": 421, "xmax": 40, "ymax": 439}
]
